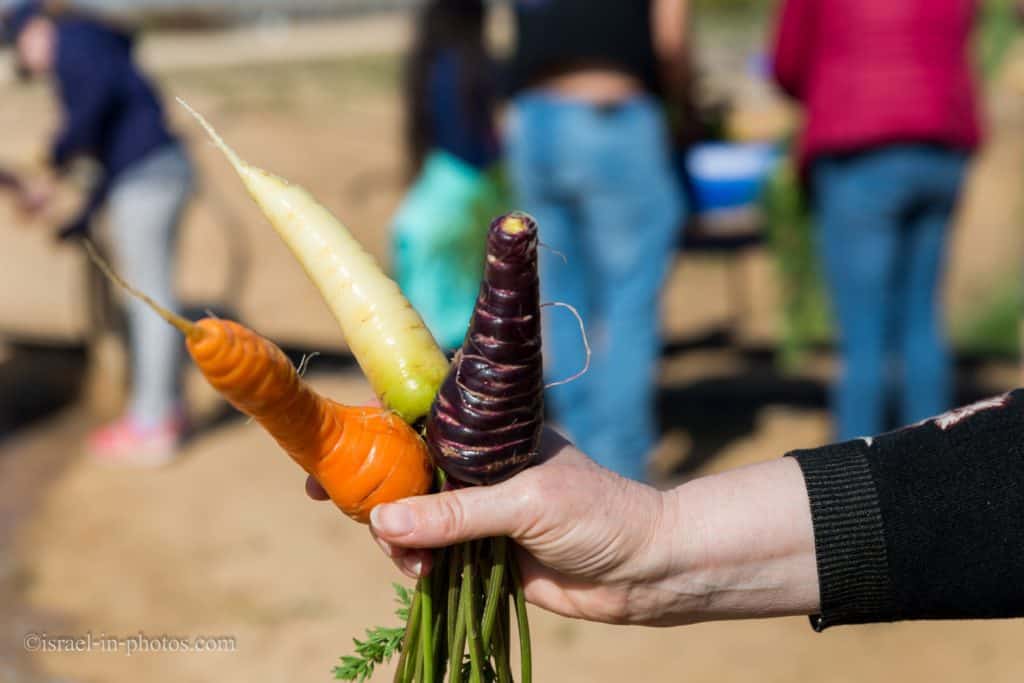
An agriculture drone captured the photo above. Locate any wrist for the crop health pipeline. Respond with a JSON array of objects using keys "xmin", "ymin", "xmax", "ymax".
[{"xmin": 649, "ymin": 458, "xmax": 821, "ymax": 625}]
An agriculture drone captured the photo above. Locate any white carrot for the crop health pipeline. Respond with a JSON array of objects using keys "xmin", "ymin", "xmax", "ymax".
[{"xmin": 178, "ymin": 98, "xmax": 448, "ymax": 424}]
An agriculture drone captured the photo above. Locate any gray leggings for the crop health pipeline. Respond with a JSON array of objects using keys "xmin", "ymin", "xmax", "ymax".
[{"xmin": 106, "ymin": 143, "xmax": 193, "ymax": 426}]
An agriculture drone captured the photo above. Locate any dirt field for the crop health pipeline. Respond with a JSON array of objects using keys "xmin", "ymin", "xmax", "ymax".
[
  {"xmin": 2, "ymin": 13, "xmax": 1024, "ymax": 683},
  {"xmin": 6, "ymin": 371, "xmax": 1024, "ymax": 683}
]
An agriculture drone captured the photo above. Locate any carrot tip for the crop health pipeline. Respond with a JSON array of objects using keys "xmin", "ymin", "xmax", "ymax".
[
  {"xmin": 499, "ymin": 215, "xmax": 528, "ymax": 235},
  {"xmin": 176, "ymin": 97, "xmax": 247, "ymax": 175}
]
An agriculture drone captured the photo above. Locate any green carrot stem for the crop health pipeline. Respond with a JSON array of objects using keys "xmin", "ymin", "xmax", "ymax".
[
  {"xmin": 413, "ymin": 643, "xmax": 424, "ymax": 683},
  {"xmin": 430, "ymin": 608, "xmax": 444, "ymax": 681},
  {"xmin": 447, "ymin": 544, "xmax": 461, "ymax": 649},
  {"xmin": 477, "ymin": 542, "xmax": 493, "ymax": 645},
  {"xmin": 419, "ymin": 574, "xmax": 434, "ymax": 683},
  {"xmin": 392, "ymin": 644, "xmax": 409, "ymax": 683},
  {"xmin": 395, "ymin": 586, "xmax": 422, "ymax": 683},
  {"xmin": 391, "ymin": 655, "xmax": 405, "ymax": 683},
  {"xmin": 493, "ymin": 594, "xmax": 512, "ymax": 683},
  {"xmin": 476, "ymin": 541, "xmax": 496, "ymax": 672},
  {"xmin": 404, "ymin": 611, "xmax": 418, "ymax": 682},
  {"xmin": 480, "ymin": 536, "xmax": 507, "ymax": 646},
  {"xmin": 462, "ymin": 542, "xmax": 485, "ymax": 683},
  {"xmin": 500, "ymin": 587, "xmax": 511, "ymax": 670},
  {"xmin": 509, "ymin": 547, "xmax": 532, "ymax": 683},
  {"xmin": 449, "ymin": 552, "xmax": 469, "ymax": 683},
  {"xmin": 429, "ymin": 556, "xmax": 446, "ymax": 683}
]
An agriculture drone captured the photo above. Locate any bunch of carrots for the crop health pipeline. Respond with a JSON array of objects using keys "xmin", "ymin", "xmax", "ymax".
[{"xmin": 92, "ymin": 102, "xmax": 547, "ymax": 682}]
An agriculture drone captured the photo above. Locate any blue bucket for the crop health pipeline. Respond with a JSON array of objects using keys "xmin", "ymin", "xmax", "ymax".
[{"xmin": 681, "ymin": 142, "xmax": 781, "ymax": 215}]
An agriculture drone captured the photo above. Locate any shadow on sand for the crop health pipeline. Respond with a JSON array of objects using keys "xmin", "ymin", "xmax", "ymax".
[
  {"xmin": 0, "ymin": 332, "xmax": 1014, "ymax": 476},
  {"xmin": 0, "ymin": 342, "xmax": 87, "ymax": 443},
  {"xmin": 656, "ymin": 332, "xmax": 1016, "ymax": 478}
]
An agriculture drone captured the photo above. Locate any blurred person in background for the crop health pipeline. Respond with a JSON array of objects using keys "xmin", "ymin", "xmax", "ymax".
[
  {"xmin": 772, "ymin": 0, "xmax": 981, "ymax": 441},
  {"xmin": 505, "ymin": 0, "xmax": 689, "ymax": 481},
  {"xmin": 392, "ymin": 0, "xmax": 502, "ymax": 351},
  {"xmin": 4, "ymin": 0, "xmax": 194, "ymax": 465}
]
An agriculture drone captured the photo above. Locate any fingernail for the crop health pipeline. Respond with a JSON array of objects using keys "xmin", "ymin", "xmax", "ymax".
[
  {"xmin": 401, "ymin": 555, "xmax": 424, "ymax": 577},
  {"xmin": 371, "ymin": 504, "xmax": 415, "ymax": 537}
]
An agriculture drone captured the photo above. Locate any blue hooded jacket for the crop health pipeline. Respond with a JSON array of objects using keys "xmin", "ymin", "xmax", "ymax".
[
  {"xmin": 54, "ymin": 18, "xmax": 177, "ymax": 235},
  {"xmin": 53, "ymin": 20, "xmax": 175, "ymax": 174},
  {"xmin": 6, "ymin": 3, "xmax": 177, "ymax": 236}
]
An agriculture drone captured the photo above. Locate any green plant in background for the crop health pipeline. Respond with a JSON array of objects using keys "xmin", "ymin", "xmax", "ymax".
[
  {"xmin": 978, "ymin": 0, "xmax": 1020, "ymax": 79},
  {"xmin": 954, "ymin": 276, "xmax": 1023, "ymax": 357},
  {"xmin": 959, "ymin": 0, "xmax": 1021, "ymax": 360},
  {"xmin": 762, "ymin": 158, "xmax": 831, "ymax": 370},
  {"xmin": 693, "ymin": 0, "xmax": 768, "ymax": 15}
]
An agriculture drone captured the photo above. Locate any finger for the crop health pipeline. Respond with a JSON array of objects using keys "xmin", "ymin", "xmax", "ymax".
[
  {"xmin": 304, "ymin": 476, "xmax": 329, "ymax": 501},
  {"xmin": 513, "ymin": 549, "xmax": 571, "ymax": 614},
  {"xmin": 512, "ymin": 549, "xmax": 619, "ymax": 624},
  {"xmin": 369, "ymin": 528, "xmax": 434, "ymax": 579},
  {"xmin": 370, "ymin": 526, "xmax": 405, "ymax": 560},
  {"xmin": 369, "ymin": 434, "xmax": 584, "ymax": 548},
  {"xmin": 370, "ymin": 483, "xmax": 528, "ymax": 549},
  {"xmin": 396, "ymin": 549, "xmax": 433, "ymax": 578}
]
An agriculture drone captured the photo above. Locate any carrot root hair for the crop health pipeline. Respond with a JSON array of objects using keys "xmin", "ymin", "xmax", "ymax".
[
  {"xmin": 538, "ymin": 241, "xmax": 569, "ymax": 265},
  {"xmin": 541, "ymin": 301, "xmax": 591, "ymax": 389},
  {"xmin": 296, "ymin": 351, "xmax": 321, "ymax": 378},
  {"xmin": 83, "ymin": 238, "xmax": 199, "ymax": 338}
]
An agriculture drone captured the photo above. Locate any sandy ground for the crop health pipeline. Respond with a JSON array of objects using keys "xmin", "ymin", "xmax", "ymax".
[
  {"xmin": 6, "ymin": 372, "xmax": 1024, "ymax": 683},
  {"xmin": 0, "ymin": 13, "xmax": 414, "ymax": 86},
  {"xmin": 2, "ymin": 15, "xmax": 1024, "ymax": 683}
]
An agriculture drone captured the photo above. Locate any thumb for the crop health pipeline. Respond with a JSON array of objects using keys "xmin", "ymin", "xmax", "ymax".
[{"xmin": 370, "ymin": 484, "xmax": 525, "ymax": 548}]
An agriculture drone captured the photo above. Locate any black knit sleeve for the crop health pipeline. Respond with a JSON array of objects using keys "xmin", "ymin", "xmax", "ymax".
[{"xmin": 787, "ymin": 389, "xmax": 1024, "ymax": 630}]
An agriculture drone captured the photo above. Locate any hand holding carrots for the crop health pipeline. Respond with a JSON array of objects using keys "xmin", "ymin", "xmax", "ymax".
[
  {"xmin": 310, "ymin": 429, "xmax": 822, "ymax": 628},
  {"xmin": 310, "ymin": 428, "xmax": 675, "ymax": 625}
]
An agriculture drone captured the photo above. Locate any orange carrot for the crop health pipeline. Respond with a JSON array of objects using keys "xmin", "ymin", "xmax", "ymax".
[{"xmin": 86, "ymin": 242, "xmax": 433, "ymax": 523}]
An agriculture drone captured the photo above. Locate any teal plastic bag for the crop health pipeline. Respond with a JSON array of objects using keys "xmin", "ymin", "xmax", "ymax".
[{"xmin": 392, "ymin": 150, "xmax": 508, "ymax": 350}]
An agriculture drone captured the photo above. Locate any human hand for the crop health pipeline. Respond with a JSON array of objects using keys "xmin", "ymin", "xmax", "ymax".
[
  {"xmin": 309, "ymin": 429, "xmax": 680, "ymax": 625},
  {"xmin": 307, "ymin": 429, "xmax": 819, "ymax": 627}
]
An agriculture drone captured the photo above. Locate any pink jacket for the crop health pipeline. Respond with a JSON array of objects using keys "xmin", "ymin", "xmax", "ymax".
[{"xmin": 771, "ymin": 0, "xmax": 982, "ymax": 171}]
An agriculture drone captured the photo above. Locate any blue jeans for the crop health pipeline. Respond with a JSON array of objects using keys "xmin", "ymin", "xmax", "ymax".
[
  {"xmin": 813, "ymin": 144, "xmax": 968, "ymax": 441},
  {"xmin": 507, "ymin": 94, "xmax": 684, "ymax": 480}
]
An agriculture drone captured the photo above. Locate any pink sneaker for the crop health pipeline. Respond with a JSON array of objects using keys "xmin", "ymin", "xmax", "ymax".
[{"xmin": 86, "ymin": 414, "xmax": 185, "ymax": 467}]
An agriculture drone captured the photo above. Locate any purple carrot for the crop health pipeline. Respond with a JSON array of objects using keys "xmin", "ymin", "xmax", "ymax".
[{"xmin": 425, "ymin": 212, "xmax": 544, "ymax": 485}]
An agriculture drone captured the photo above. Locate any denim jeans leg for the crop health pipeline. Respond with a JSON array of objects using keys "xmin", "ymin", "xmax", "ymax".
[
  {"xmin": 576, "ymin": 100, "xmax": 683, "ymax": 479},
  {"xmin": 506, "ymin": 98, "xmax": 594, "ymax": 445},
  {"xmin": 814, "ymin": 156, "xmax": 899, "ymax": 440},
  {"xmin": 897, "ymin": 152, "xmax": 965, "ymax": 424},
  {"xmin": 897, "ymin": 207, "xmax": 952, "ymax": 424}
]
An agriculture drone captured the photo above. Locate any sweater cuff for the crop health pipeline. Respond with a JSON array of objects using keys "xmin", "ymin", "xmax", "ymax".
[{"xmin": 788, "ymin": 440, "xmax": 895, "ymax": 630}]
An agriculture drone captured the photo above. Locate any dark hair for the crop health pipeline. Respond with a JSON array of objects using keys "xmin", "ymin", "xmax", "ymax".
[
  {"xmin": 3, "ymin": 1, "xmax": 42, "ymax": 46},
  {"xmin": 403, "ymin": 0, "xmax": 492, "ymax": 179},
  {"xmin": 7, "ymin": 0, "xmax": 136, "ymax": 80}
]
